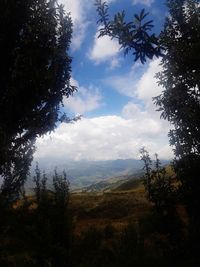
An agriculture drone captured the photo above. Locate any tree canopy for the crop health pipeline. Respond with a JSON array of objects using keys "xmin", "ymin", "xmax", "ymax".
[
  {"xmin": 154, "ymin": 0, "xmax": 200, "ymax": 218},
  {"xmin": 0, "ymin": 0, "xmax": 75, "ymax": 197},
  {"xmin": 155, "ymin": 0, "xmax": 200, "ymax": 158},
  {"xmin": 96, "ymin": 0, "xmax": 200, "ymax": 218}
]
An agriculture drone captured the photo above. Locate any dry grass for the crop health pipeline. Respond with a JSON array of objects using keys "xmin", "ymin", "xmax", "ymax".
[{"xmin": 69, "ymin": 183, "xmax": 152, "ymax": 235}]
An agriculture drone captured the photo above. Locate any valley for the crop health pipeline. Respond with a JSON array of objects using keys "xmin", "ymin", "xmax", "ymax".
[{"xmin": 69, "ymin": 179, "xmax": 150, "ymax": 235}]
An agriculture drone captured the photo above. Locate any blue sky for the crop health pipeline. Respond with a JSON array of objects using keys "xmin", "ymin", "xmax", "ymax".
[{"xmin": 35, "ymin": 0, "xmax": 173, "ymax": 163}]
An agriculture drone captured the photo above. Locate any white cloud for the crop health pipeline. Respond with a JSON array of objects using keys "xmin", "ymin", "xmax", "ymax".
[
  {"xmin": 34, "ymin": 58, "xmax": 172, "ymax": 163},
  {"xmin": 109, "ymin": 57, "xmax": 121, "ymax": 70},
  {"xmin": 106, "ymin": 58, "xmax": 164, "ymax": 110},
  {"xmin": 59, "ymin": 0, "xmax": 118, "ymax": 51},
  {"xmin": 64, "ymin": 86, "xmax": 103, "ymax": 115},
  {"xmin": 135, "ymin": 59, "xmax": 162, "ymax": 102},
  {"xmin": 64, "ymin": 78, "xmax": 103, "ymax": 114},
  {"xmin": 89, "ymin": 29, "xmax": 120, "ymax": 66},
  {"xmin": 59, "ymin": 0, "xmax": 91, "ymax": 50},
  {"xmin": 122, "ymin": 102, "xmax": 145, "ymax": 119},
  {"xmin": 35, "ymin": 115, "xmax": 173, "ymax": 162},
  {"xmin": 132, "ymin": 0, "xmax": 154, "ymax": 6},
  {"xmin": 104, "ymin": 58, "xmax": 172, "ymax": 156},
  {"xmin": 105, "ymin": 73, "xmax": 136, "ymax": 97},
  {"xmin": 107, "ymin": 0, "xmax": 118, "ymax": 3}
]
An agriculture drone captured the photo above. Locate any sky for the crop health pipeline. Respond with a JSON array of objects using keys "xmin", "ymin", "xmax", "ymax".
[{"xmin": 34, "ymin": 0, "xmax": 173, "ymax": 163}]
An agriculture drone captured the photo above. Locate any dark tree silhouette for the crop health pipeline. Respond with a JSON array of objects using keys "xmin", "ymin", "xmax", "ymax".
[
  {"xmin": 140, "ymin": 148, "xmax": 174, "ymax": 212},
  {"xmin": 140, "ymin": 147, "xmax": 152, "ymax": 200},
  {"xmin": 154, "ymin": 0, "xmax": 200, "ymax": 218},
  {"xmin": 96, "ymin": 0, "xmax": 200, "ymax": 219},
  {"xmin": 0, "ymin": 0, "xmax": 75, "ymax": 197}
]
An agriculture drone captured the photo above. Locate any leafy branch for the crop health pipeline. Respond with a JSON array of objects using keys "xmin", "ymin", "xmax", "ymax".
[{"xmin": 95, "ymin": 0, "xmax": 164, "ymax": 63}]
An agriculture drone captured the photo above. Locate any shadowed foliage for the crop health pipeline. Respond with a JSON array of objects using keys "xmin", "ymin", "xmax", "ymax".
[
  {"xmin": 154, "ymin": 0, "xmax": 200, "ymax": 220},
  {"xmin": 0, "ymin": 0, "xmax": 75, "ymax": 198},
  {"xmin": 95, "ymin": 0, "xmax": 163, "ymax": 63}
]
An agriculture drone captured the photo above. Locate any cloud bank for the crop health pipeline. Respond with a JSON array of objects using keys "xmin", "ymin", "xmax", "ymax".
[
  {"xmin": 35, "ymin": 59, "xmax": 172, "ymax": 163},
  {"xmin": 35, "ymin": 115, "xmax": 172, "ymax": 162},
  {"xmin": 64, "ymin": 78, "xmax": 103, "ymax": 115}
]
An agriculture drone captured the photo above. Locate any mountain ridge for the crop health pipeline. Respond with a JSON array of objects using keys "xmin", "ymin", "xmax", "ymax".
[{"xmin": 29, "ymin": 158, "xmax": 170, "ymax": 190}]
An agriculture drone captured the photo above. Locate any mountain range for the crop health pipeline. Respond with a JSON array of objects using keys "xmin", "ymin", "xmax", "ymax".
[{"xmin": 29, "ymin": 158, "xmax": 169, "ymax": 191}]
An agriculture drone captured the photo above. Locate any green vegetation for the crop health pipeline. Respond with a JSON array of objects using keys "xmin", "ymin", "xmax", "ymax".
[
  {"xmin": 0, "ymin": 0, "xmax": 75, "ymax": 199},
  {"xmin": 0, "ymin": 168, "xmax": 72, "ymax": 267},
  {"xmin": 96, "ymin": 0, "xmax": 200, "ymax": 233},
  {"xmin": 95, "ymin": 0, "xmax": 163, "ymax": 63},
  {"xmin": 140, "ymin": 148, "xmax": 175, "ymax": 212},
  {"xmin": 154, "ymin": 0, "xmax": 200, "ymax": 221},
  {"xmin": 1, "ymin": 165, "xmax": 200, "ymax": 266},
  {"xmin": 69, "ymin": 177, "xmax": 200, "ymax": 267},
  {"xmin": 0, "ymin": 0, "xmax": 200, "ymax": 266}
]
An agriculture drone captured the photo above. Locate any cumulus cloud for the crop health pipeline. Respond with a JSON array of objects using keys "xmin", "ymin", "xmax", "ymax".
[
  {"xmin": 59, "ymin": 0, "xmax": 119, "ymax": 51},
  {"xmin": 35, "ymin": 58, "xmax": 172, "ymax": 163},
  {"xmin": 63, "ymin": 78, "xmax": 103, "ymax": 115},
  {"xmin": 64, "ymin": 86, "xmax": 103, "ymax": 115},
  {"xmin": 104, "ymin": 58, "xmax": 172, "ymax": 155},
  {"xmin": 105, "ymin": 62, "xmax": 145, "ymax": 97},
  {"xmin": 105, "ymin": 73, "xmax": 136, "ymax": 98},
  {"xmin": 35, "ymin": 115, "xmax": 172, "ymax": 162},
  {"xmin": 89, "ymin": 28, "xmax": 120, "ymax": 66},
  {"xmin": 59, "ymin": 0, "xmax": 91, "ymax": 50},
  {"xmin": 135, "ymin": 59, "xmax": 162, "ymax": 103},
  {"xmin": 132, "ymin": 0, "xmax": 154, "ymax": 6},
  {"xmin": 106, "ymin": 58, "xmax": 164, "ymax": 110}
]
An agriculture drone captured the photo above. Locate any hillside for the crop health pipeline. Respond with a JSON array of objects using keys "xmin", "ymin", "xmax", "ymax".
[
  {"xmin": 29, "ymin": 158, "xmax": 169, "ymax": 190},
  {"xmin": 69, "ymin": 178, "xmax": 150, "ymax": 234},
  {"xmin": 81, "ymin": 171, "xmax": 144, "ymax": 193}
]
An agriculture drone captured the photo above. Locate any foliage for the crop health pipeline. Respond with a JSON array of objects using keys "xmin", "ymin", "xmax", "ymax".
[
  {"xmin": 53, "ymin": 169, "xmax": 70, "ymax": 209},
  {"xmin": 140, "ymin": 148, "xmax": 174, "ymax": 211},
  {"xmin": 0, "ymin": 0, "xmax": 75, "ymax": 197},
  {"xmin": 173, "ymin": 154, "xmax": 200, "ymax": 219},
  {"xmin": 33, "ymin": 162, "xmax": 47, "ymax": 203},
  {"xmin": 1, "ymin": 173, "xmax": 200, "ymax": 266},
  {"xmin": 140, "ymin": 147, "xmax": 152, "ymax": 200},
  {"xmin": 154, "ymin": 0, "xmax": 200, "ymax": 158},
  {"xmin": 153, "ymin": 0, "xmax": 200, "ymax": 217},
  {"xmin": 95, "ymin": 0, "xmax": 163, "ymax": 63},
  {"xmin": 0, "ymin": 166, "xmax": 72, "ymax": 267}
]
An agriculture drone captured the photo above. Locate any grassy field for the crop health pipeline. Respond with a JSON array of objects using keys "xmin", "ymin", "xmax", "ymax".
[{"xmin": 69, "ymin": 181, "xmax": 152, "ymax": 235}]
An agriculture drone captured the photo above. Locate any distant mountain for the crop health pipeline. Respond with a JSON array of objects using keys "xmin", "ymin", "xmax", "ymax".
[
  {"xmin": 28, "ymin": 159, "xmax": 143, "ymax": 190},
  {"xmin": 28, "ymin": 158, "xmax": 170, "ymax": 191}
]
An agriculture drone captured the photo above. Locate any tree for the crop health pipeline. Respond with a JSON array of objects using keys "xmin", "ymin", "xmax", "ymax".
[
  {"xmin": 32, "ymin": 168, "xmax": 71, "ymax": 267},
  {"xmin": 0, "ymin": 0, "xmax": 75, "ymax": 197},
  {"xmin": 96, "ymin": 0, "xmax": 200, "ymax": 218},
  {"xmin": 33, "ymin": 162, "xmax": 48, "ymax": 204},
  {"xmin": 153, "ymin": 0, "xmax": 200, "ymax": 218},
  {"xmin": 140, "ymin": 148, "xmax": 174, "ymax": 212},
  {"xmin": 140, "ymin": 147, "xmax": 152, "ymax": 200},
  {"xmin": 0, "ymin": 166, "xmax": 72, "ymax": 267},
  {"xmin": 95, "ymin": 0, "xmax": 163, "ymax": 63}
]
